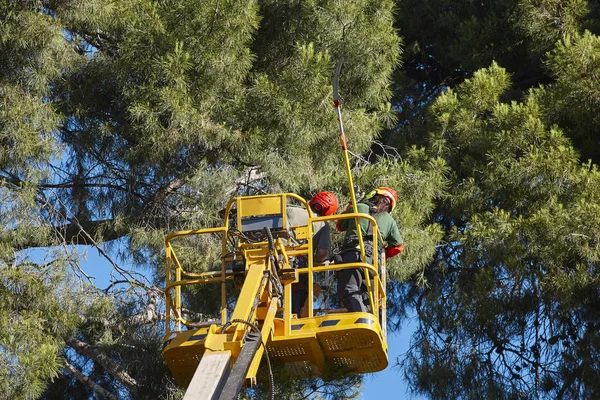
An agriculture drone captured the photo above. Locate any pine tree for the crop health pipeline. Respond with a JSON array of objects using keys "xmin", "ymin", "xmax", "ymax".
[
  {"xmin": 1, "ymin": 0, "xmax": 443, "ymax": 398},
  {"xmin": 383, "ymin": 1, "xmax": 600, "ymax": 398},
  {"xmin": 402, "ymin": 56, "xmax": 600, "ymax": 400},
  {"xmin": 9, "ymin": 0, "xmax": 600, "ymax": 398}
]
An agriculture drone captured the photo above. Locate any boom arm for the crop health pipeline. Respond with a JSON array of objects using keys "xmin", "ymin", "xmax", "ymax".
[{"xmin": 183, "ymin": 242, "xmax": 282, "ymax": 400}]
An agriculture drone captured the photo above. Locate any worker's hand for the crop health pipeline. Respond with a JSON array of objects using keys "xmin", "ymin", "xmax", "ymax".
[
  {"xmin": 331, "ymin": 254, "xmax": 343, "ymax": 264},
  {"xmin": 313, "ymin": 284, "xmax": 322, "ymax": 298},
  {"xmin": 385, "ymin": 244, "xmax": 404, "ymax": 259}
]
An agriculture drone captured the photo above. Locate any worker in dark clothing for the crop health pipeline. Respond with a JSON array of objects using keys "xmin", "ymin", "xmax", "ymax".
[
  {"xmin": 336, "ymin": 187, "xmax": 404, "ymax": 313},
  {"xmin": 290, "ymin": 191, "xmax": 338, "ymax": 316}
]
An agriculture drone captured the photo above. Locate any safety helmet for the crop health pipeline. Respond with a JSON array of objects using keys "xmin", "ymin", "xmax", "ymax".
[
  {"xmin": 365, "ymin": 187, "xmax": 398, "ymax": 212},
  {"xmin": 309, "ymin": 191, "xmax": 339, "ymax": 216}
]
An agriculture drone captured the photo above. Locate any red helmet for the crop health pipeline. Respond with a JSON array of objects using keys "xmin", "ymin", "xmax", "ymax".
[
  {"xmin": 365, "ymin": 187, "xmax": 398, "ymax": 211},
  {"xmin": 309, "ymin": 191, "xmax": 339, "ymax": 216}
]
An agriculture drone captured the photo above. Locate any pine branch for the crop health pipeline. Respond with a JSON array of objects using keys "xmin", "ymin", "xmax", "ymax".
[
  {"xmin": 64, "ymin": 337, "xmax": 138, "ymax": 390},
  {"xmin": 63, "ymin": 361, "xmax": 119, "ymax": 400},
  {"xmin": 152, "ymin": 177, "xmax": 186, "ymax": 205},
  {"xmin": 117, "ymin": 286, "xmax": 166, "ymax": 331},
  {"xmin": 59, "ymin": 219, "xmax": 129, "ymax": 244},
  {"xmin": 61, "ymin": 215, "xmax": 150, "ymax": 287}
]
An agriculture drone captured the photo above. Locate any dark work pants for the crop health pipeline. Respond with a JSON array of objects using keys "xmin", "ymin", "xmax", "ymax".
[
  {"xmin": 291, "ymin": 273, "xmax": 308, "ymax": 315},
  {"xmin": 337, "ymin": 251, "xmax": 370, "ymax": 312}
]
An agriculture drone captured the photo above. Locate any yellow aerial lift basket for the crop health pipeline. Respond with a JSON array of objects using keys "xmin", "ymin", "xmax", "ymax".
[{"xmin": 163, "ymin": 193, "xmax": 388, "ymax": 396}]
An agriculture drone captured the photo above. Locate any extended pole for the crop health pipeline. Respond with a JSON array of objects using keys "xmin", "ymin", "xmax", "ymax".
[{"xmin": 333, "ymin": 58, "xmax": 366, "ymax": 262}]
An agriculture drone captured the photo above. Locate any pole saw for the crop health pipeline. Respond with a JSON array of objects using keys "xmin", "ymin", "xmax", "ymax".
[{"xmin": 333, "ymin": 57, "xmax": 366, "ymax": 262}]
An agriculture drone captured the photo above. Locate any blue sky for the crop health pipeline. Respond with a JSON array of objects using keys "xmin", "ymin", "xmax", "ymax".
[{"xmin": 361, "ymin": 320, "xmax": 423, "ymax": 400}]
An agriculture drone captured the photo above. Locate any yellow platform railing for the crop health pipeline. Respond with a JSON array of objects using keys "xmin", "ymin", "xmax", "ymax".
[{"xmin": 164, "ymin": 203, "xmax": 387, "ymax": 345}]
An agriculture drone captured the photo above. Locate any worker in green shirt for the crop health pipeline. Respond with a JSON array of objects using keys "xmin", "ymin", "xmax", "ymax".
[{"xmin": 335, "ymin": 187, "xmax": 404, "ymax": 312}]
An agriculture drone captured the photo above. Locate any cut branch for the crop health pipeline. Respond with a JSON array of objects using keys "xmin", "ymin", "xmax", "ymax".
[
  {"xmin": 117, "ymin": 286, "xmax": 166, "ymax": 331},
  {"xmin": 152, "ymin": 177, "xmax": 186, "ymax": 204}
]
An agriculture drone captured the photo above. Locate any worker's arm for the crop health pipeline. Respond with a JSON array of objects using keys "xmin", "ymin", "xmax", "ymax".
[
  {"xmin": 384, "ymin": 217, "xmax": 404, "ymax": 259},
  {"xmin": 335, "ymin": 203, "xmax": 353, "ymax": 231},
  {"xmin": 314, "ymin": 224, "xmax": 331, "ymax": 264},
  {"xmin": 315, "ymin": 248, "xmax": 329, "ymax": 264}
]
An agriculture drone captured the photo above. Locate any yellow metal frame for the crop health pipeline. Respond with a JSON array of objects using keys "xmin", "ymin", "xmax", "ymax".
[
  {"xmin": 163, "ymin": 193, "xmax": 388, "ymax": 388},
  {"xmin": 236, "ymin": 195, "xmax": 286, "ymax": 228}
]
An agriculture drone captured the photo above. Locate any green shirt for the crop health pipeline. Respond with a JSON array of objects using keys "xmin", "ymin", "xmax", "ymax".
[{"xmin": 337, "ymin": 203, "xmax": 403, "ymax": 248}]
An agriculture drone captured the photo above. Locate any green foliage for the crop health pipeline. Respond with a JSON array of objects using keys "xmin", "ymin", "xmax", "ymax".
[
  {"xmin": 0, "ymin": 0, "xmax": 74, "ymax": 179},
  {"xmin": 542, "ymin": 30, "xmax": 600, "ymax": 161},
  {"xmin": 1, "ymin": 0, "xmax": 409, "ymax": 398},
  {"xmin": 0, "ymin": 261, "xmax": 89, "ymax": 399},
  {"xmin": 514, "ymin": 0, "xmax": 590, "ymax": 59},
  {"xmin": 402, "ymin": 61, "xmax": 600, "ymax": 398},
  {"xmin": 0, "ymin": 183, "xmax": 51, "ymax": 262},
  {"xmin": 253, "ymin": 0, "xmax": 401, "ymax": 108}
]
